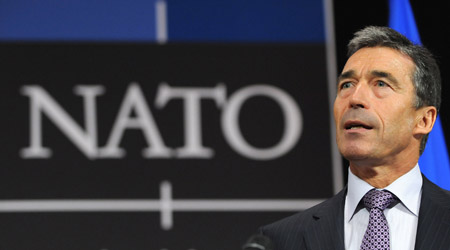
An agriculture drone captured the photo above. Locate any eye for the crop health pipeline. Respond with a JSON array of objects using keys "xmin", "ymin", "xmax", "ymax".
[
  {"xmin": 340, "ymin": 82, "xmax": 352, "ymax": 89},
  {"xmin": 376, "ymin": 81, "xmax": 387, "ymax": 87}
]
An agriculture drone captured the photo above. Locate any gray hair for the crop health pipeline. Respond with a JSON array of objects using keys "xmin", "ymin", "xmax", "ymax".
[{"xmin": 347, "ymin": 26, "xmax": 441, "ymax": 155}]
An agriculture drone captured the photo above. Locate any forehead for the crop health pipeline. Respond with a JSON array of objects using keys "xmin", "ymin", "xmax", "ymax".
[{"xmin": 342, "ymin": 47, "xmax": 415, "ymax": 81}]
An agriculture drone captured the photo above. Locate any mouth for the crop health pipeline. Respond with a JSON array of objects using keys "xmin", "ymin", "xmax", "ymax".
[{"xmin": 344, "ymin": 121, "xmax": 373, "ymax": 130}]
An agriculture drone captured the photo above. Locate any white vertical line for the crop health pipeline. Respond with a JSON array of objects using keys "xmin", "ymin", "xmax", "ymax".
[
  {"xmin": 160, "ymin": 180, "xmax": 173, "ymax": 230},
  {"xmin": 155, "ymin": 0, "xmax": 168, "ymax": 44},
  {"xmin": 323, "ymin": 0, "xmax": 344, "ymax": 194}
]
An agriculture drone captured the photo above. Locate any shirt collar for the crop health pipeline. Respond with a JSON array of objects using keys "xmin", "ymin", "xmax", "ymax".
[{"xmin": 345, "ymin": 164, "xmax": 422, "ymax": 222}]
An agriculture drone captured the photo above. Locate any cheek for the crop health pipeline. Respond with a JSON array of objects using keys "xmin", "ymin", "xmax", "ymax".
[
  {"xmin": 333, "ymin": 108, "xmax": 342, "ymax": 129},
  {"xmin": 381, "ymin": 108, "xmax": 415, "ymax": 134},
  {"xmin": 333, "ymin": 98, "xmax": 344, "ymax": 119},
  {"xmin": 333, "ymin": 103, "xmax": 338, "ymax": 120}
]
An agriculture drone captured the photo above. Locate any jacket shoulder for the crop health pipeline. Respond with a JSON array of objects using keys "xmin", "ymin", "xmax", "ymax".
[
  {"xmin": 261, "ymin": 203, "xmax": 319, "ymax": 234},
  {"xmin": 422, "ymin": 175, "xmax": 450, "ymax": 207},
  {"xmin": 259, "ymin": 189, "xmax": 347, "ymax": 250}
]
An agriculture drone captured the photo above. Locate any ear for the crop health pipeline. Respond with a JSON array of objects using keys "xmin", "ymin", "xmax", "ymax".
[{"xmin": 414, "ymin": 106, "xmax": 437, "ymax": 136}]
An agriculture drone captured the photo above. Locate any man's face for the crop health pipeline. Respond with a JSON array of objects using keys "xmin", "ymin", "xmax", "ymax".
[{"xmin": 334, "ymin": 47, "xmax": 421, "ymax": 166}]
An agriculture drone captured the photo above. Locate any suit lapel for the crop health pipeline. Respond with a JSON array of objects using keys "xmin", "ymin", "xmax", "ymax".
[
  {"xmin": 305, "ymin": 188, "xmax": 346, "ymax": 250},
  {"xmin": 415, "ymin": 176, "xmax": 450, "ymax": 250}
]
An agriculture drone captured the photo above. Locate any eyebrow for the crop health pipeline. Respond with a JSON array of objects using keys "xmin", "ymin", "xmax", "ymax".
[
  {"xmin": 371, "ymin": 70, "xmax": 399, "ymax": 85},
  {"xmin": 337, "ymin": 70, "xmax": 355, "ymax": 83},
  {"xmin": 337, "ymin": 70, "xmax": 400, "ymax": 86}
]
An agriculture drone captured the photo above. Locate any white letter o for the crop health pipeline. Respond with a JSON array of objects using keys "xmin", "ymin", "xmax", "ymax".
[{"xmin": 222, "ymin": 85, "xmax": 302, "ymax": 160}]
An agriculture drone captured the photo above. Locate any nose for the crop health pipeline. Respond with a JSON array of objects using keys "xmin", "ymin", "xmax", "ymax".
[{"xmin": 349, "ymin": 83, "xmax": 369, "ymax": 109}]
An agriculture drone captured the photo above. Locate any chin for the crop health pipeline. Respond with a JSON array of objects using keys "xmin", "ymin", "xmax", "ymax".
[
  {"xmin": 339, "ymin": 146, "xmax": 371, "ymax": 161},
  {"xmin": 343, "ymin": 153, "xmax": 370, "ymax": 162}
]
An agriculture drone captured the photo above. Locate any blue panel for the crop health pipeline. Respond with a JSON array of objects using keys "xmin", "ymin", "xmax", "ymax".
[
  {"xmin": 167, "ymin": 0, "xmax": 325, "ymax": 42},
  {"xmin": 0, "ymin": 0, "xmax": 157, "ymax": 41},
  {"xmin": 0, "ymin": 0, "xmax": 325, "ymax": 42}
]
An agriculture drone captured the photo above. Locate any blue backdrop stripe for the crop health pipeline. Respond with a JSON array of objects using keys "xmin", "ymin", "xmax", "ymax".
[
  {"xmin": 0, "ymin": 0, "xmax": 325, "ymax": 42},
  {"xmin": 0, "ymin": 0, "xmax": 158, "ymax": 41},
  {"xmin": 166, "ymin": 0, "xmax": 325, "ymax": 42}
]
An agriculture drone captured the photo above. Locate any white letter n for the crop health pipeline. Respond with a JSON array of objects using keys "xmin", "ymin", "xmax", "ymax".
[{"xmin": 20, "ymin": 85, "xmax": 104, "ymax": 159}]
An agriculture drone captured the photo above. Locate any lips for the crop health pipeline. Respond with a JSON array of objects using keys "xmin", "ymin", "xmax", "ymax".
[
  {"xmin": 340, "ymin": 109, "xmax": 377, "ymax": 131},
  {"xmin": 344, "ymin": 120, "xmax": 373, "ymax": 130},
  {"xmin": 338, "ymin": 108, "xmax": 378, "ymax": 134}
]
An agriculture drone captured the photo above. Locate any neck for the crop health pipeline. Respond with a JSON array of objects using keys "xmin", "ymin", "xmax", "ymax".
[{"xmin": 349, "ymin": 157, "xmax": 418, "ymax": 189}]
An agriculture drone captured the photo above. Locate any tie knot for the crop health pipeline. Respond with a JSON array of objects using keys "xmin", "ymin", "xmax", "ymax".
[{"xmin": 363, "ymin": 189, "xmax": 395, "ymax": 210}]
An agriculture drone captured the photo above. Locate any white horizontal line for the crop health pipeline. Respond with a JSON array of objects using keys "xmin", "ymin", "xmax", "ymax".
[
  {"xmin": 0, "ymin": 199, "xmax": 324, "ymax": 212},
  {"xmin": 171, "ymin": 199, "xmax": 324, "ymax": 211},
  {"xmin": 0, "ymin": 200, "xmax": 160, "ymax": 212}
]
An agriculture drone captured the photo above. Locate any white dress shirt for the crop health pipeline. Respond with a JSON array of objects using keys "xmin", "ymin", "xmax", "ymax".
[{"xmin": 344, "ymin": 164, "xmax": 423, "ymax": 250}]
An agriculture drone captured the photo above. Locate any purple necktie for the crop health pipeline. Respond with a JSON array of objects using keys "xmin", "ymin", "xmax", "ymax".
[{"xmin": 360, "ymin": 189, "xmax": 395, "ymax": 250}]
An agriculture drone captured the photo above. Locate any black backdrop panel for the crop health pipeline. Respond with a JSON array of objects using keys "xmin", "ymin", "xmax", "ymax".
[{"xmin": 0, "ymin": 44, "xmax": 334, "ymax": 250}]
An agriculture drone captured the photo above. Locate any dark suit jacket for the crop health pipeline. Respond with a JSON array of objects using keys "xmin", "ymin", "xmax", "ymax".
[{"xmin": 260, "ymin": 176, "xmax": 450, "ymax": 250}]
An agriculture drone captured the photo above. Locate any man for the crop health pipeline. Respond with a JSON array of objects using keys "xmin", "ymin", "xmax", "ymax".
[{"xmin": 260, "ymin": 26, "xmax": 450, "ymax": 250}]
